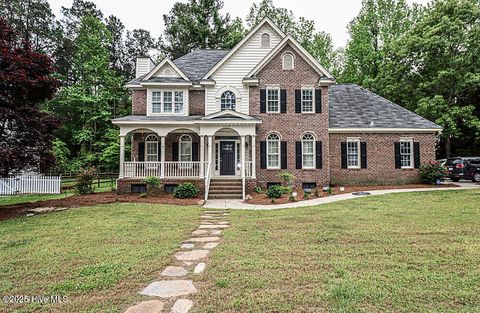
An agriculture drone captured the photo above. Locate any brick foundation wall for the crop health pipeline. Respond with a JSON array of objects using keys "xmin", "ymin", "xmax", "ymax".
[
  {"xmin": 250, "ymin": 43, "xmax": 330, "ymax": 190},
  {"xmin": 117, "ymin": 178, "xmax": 205, "ymax": 195},
  {"xmin": 329, "ymin": 133, "xmax": 437, "ymax": 185},
  {"xmin": 189, "ymin": 90, "xmax": 205, "ymax": 116},
  {"xmin": 132, "ymin": 90, "xmax": 147, "ymax": 115}
]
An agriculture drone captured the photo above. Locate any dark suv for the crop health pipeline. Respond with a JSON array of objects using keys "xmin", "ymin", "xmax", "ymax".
[{"xmin": 445, "ymin": 157, "xmax": 480, "ymax": 182}]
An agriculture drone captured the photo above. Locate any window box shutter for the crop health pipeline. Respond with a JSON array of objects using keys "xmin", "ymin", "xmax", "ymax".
[
  {"xmin": 315, "ymin": 89, "xmax": 322, "ymax": 113},
  {"xmin": 172, "ymin": 142, "xmax": 179, "ymax": 161},
  {"xmin": 295, "ymin": 90, "xmax": 301, "ymax": 113},
  {"xmin": 394, "ymin": 142, "xmax": 401, "ymax": 168},
  {"xmin": 280, "ymin": 89, "xmax": 287, "ymax": 113},
  {"xmin": 260, "ymin": 89, "xmax": 266, "ymax": 113},
  {"xmin": 360, "ymin": 142, "xmax": 367, "ymax": 169},
  {"xmin": 192, "ymin": 142, "xmax": 199, "ymax": 161},
  {"xmin": 138, "ymin": 142, "xmax": 145, "ymax": 161},
  {"xmin": 260, "ymin": 141, "xmax": 266, "ymax": 169},
  {"xmin": 341, "ymin": 142, "xmax": 347, "ymax": 169},
  {"xmin": 414, "ymin": 142, "xmax": 420, "ymax": 168},
  {"xmin": 295, "ymin": 141, "xmax": 302, "ymax": 169},
  {"xmin": 316, "ymin": 141, "xmax": 323, "ymax": 169},
  {"xmin": 281, "ymin": 141, "xmax": 288, "ymax": 169}
]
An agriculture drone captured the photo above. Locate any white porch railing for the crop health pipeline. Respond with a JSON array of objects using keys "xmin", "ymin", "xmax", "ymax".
[
  {"xmin": 123, "ymin": 161, "xmax": 202, "ymax": 178},
  {"xmin": 245, "ymin": 161, "xmax": 253, "ymax": 178},
  {"xmin": 124, "ymin": 162, "xmax": 161, "ymax": 178},
  {"xmin": 164, "ymin": 161, "xmax": 201, "ymax": 178}
]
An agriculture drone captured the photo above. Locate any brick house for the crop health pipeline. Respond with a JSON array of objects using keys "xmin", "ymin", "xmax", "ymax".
[{"xmin": 112, "ymin": 18, "xmax": 441, "ymax": 199}]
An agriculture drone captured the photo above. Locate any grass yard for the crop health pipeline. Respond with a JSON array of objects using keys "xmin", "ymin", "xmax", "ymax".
[
  {"xmin": 0, "ymin": 203, "xmax": 201, "ymax": 312},
  {"xmin": 0, "ymin": 193, "xmax": 71, "ymax": 207},
  {"xmin": 193, "ymin": 189, "xmax": 480, "ymax": 313}
]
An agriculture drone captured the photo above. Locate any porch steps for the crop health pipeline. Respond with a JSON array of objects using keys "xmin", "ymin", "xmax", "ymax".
[{"xmin": 208, "ymin": 179, "xmax": 242, "ymax": 200}]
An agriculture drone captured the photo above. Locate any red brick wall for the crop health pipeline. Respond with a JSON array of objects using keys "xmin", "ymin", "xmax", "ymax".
[
  {"xmin": 249, "ymin": 43, "xmax": 330, "ymax": 189},
  {"xmin": 117, "ymin": 178, "xmax": 204, "ymax": 194},
  {"xmin": 329, "ymin": 133, "xmax": 438, "ymax": 185},
  {"xmin": 132, "ymin": 90, "xmax": 147, "ymax": 115},
  {"xmin": 189, "ymin": 90, "xmax": 205, "ymax": 116}
]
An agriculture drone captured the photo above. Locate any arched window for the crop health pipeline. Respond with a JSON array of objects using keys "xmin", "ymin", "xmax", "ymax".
[
  {"xmin": 302, "ymin": 133, "xmax": 315, "ymax": 169},
  {"xmin": 145, "ymin": 134, "xmax": 158, "ymax": 161},
  {"xmin": 220, "ymin": 90, "xmax": 236, "ymax": 111},
  {"xmin": 179, "ymin": 134, "xmax": 192, "ymax": 162},
  {"xmin": 266, "ymin": 133, "xmax": 280, "ymax": 169},
  {"xmin": 282, "ymin": 53, "xmax": 294, "ymax": 70},
  {"xmin": 261, "ymin": 33, "xmax": 270, "ymax": 48}
]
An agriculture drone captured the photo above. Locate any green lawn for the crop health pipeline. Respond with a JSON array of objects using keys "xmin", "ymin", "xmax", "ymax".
[
  {"xmin": 0, "ymin": 203, "xmax": 201, "ymax": 312},
  {"xmin": 0, "ymin": 193, "xmax": 72, "ymax": 206},
  {"xmin": 193, "ymin": 189, "xmax": 480, "ymax": 313}
]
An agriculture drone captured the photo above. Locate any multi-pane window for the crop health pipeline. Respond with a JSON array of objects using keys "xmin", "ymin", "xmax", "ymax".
[
  {"xmin": 179, "ymin": 134, "xmax": 192, "ymax": 162},
  {"xmin": 267, "ymin": 88, "xmax": 280, "ymax": 113},
  {"xmin": 283, "ymin": 53, "xmax": 294, "ymax": 70},
  {"xmin": 175, "ymin": 92, "xmax": 183, "ymax": 113},
  {"xmin": 400, "ymin": 140, "xmax": 413, "ymax": 168},
  {"xmin": 267, "ymin": 133, "xmax": 280, "ymax": 169},
  {"xmin": 163, "ymin": 91, "xmax": 173, "ymax": 113},
  {"xmin": 302, "ymin": 133, "xmax": 315, "ymax": 168},
  {"xmin": 152, "ymin": 91, "xmax": 162, "ymax": 113},
  {"xmin": 347, "ymin": 140, "xmax": 360, "ymax": 168},
  {"xmin": 220, "ymin": 90, "xmax": 236, "ymax": 110},
  {"xmin": 301, "ymin": 88, "xmax": 314, "ymax": 113},
  {"xmin": 145, "ymin": 134, "xmax": 158, "ymax": 161}
]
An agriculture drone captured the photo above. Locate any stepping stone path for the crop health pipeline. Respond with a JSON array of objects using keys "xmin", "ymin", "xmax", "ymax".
[{"xmin": 123, "ymin": 209, "xmax": 229, "ymax": 313}]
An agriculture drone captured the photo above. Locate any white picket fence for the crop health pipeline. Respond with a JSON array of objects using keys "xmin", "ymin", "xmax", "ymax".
[{"xmin": 0, "ymin": 175, "xmax": 61, "ymax": 195}]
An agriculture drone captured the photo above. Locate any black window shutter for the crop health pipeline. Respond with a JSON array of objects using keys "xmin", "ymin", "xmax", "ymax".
[
  {"xmin": 394, "ymin": 142, "xmax": 401, "ymax": 169},
  {"xmin": 316, "ymin": 141, "xmax": 323, "ymax": 169},
  {"xmin": 360, "ymin": 142, "xmax": 367, "ymax": 169},
  {"xmin": 157, "ymin": 143, "xmax": 161, "ymax": 161},
  {"xmin": 295, "ymin": 141, "xmax": 302, "ymax": 169},
  {"xmin": 260, "ymin": 141, "xmax": 266, "ymax": 169},
  {"xmin": 281, "ymin": 141, "xmax": 288, "ymax": 169},
  {"xmin": 138, "ymin": 142, "xmax": 145, "ymax": 161},
  {"xmin": 315, "ymin": 89, "xmax": 322, "ymax": 113},
  {"xmin": 414, "ymin": 142, "xmax": 420, "ymax": 168},
  {"xmin": 172, "ymin": 142, "xmax": 179, "ymax": 161},
  {"xmin": 280, "ymin": 89, "xmax": 287, "ymax": 113},
  {"xmin": 341, "ymin": 142, "xmax": 347, "ymax": 169},
  {"xmin": 260, "ymin": 89, "xmax": 266, "ymax": 113},
  {"xmin": 192, "ymin": 142, "xmax": 199, "ymax": 161},
  {"xmin": 295, "ymin": 90, "xmax": 301, "ymax": 113}
]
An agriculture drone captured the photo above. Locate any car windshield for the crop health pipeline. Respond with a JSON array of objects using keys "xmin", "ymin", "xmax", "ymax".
[{"xmin": 445, "ymin": 159, "xmax": 462, "ymax": 166}]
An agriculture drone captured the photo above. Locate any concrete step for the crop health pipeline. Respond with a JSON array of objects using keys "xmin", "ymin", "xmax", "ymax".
[
  {"xmin": 208, "ymin": 194, "xmax": 243, "ymax": 199},
  {"xmin": 209, "ymin": 185, "xmax": 242, "ymax": 190},
  {"xmin": 210, "ymin": 181, "xmax": 242, "ymax": 186},
  {"xmin": 209, "ymin": 189, "xmax": 242, "ymax": 195}
]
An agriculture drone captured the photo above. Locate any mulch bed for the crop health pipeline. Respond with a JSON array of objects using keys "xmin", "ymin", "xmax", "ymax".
[
  {"xmin": 0, "ymin": 192, "xmax": 202, "ymax": 221},
  {"xmin": 245, "ymin": 183, "xmax": 460, "ymax": 205}
]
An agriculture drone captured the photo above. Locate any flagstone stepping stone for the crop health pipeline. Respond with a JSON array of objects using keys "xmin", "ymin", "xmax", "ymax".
[
  {"xmin": 200, "ymin": 215, "xmax": 214, "ymax": 219},
  {"xmin": 175, "ymin": 250, "xmax": 209, "ymax": 261},
  {"xmin": 199, "ymin": 224, "xmax": 229, "ymax": 229},
  {"xmin": 124, "ymin": 300, "xmax": 164, "ymax": 313},
  {"xmin": 217, "ymin": 221, "xmax": 229, "ymax": 225},
  {"xmin": 184, "ymin": 236, "xmax": 219, "ymax": 243},
  {"xmin": 27, "ymin": 207, "xmax": 55, "ymax": 214},
  {"xmin": 161, "ymin": 266, "xmax": 188, "ymax": 277},
  {"xmin": 204, "ymin": 210, "xmax": 228, "ymax": 213},
  {"xmin": 184, "ymin": 261, "xmax": 193, "ymax": 266},
  {"xmin": 181, "ymin": 243, "xmax": 195, "ymax": 249},
  {"xmin": 193, "ymin": 262, "xmax": 206, "ymax": 274},
  {"xmin": 171, "ymin": 299, "xmax": 194, "ymax": 313},
  {"xmin": 140, "ymin": 280, "xmax": 197, "ymax": 298},
  {"xmin": 203, "ymin": 242, "xmax": 219, "ymax": 249},
  {"xmin": 192, "ymin": 229, "xmax": 208, "ymax": 235},
  {"xmin": 211, "ymin": 230, "xmax": 222, "ymax": 235}
]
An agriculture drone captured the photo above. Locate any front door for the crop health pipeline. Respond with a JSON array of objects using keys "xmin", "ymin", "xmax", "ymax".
[{"xmin": 220, "ymin": 141, "xmax": 235, "ymax": 175}]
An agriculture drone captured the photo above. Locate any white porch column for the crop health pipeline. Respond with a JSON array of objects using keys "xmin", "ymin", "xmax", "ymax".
[
  {"xmin": 251, "ymin": 135, "xmax": 256, "ymax": 179},
  {"xmin": 200, "ymin": 135, "xmax": 205, "ymax": 178},
  {"xmin": 207, "ymin": 135, "xmax": 213, "ymax": 177},
  {"xmin": 160, "ymin": 136, "xmax": 165, "ymax": 178},
  {"xmin": 119, "ymin": 135, "xmax": 125, "ymax": 178},
  {"xmin": 241, "ymin": 135, "xmax": 246, "ymax": 179}
]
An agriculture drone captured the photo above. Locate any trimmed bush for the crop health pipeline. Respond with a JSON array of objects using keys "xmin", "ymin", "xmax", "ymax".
[
  {"xmin": 145, "ymin": 176, "xmax": 161, "ymax": 195},
  {"xmin": 173, "ymin": 182, "xmax": 199, "ymax": 199},
  {"xmin": 75, "ymin": 168, "xmax": 95, "ymax": 195},
  {"xmin": 419, "ymin": 161, "xmax": 449, "ymax": 184},
  {"xmin": 266, "ymin": 185, "xmax": 284, "ymax": 199}
]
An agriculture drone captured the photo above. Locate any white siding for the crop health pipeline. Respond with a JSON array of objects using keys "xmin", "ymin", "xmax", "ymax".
[
  {"xmin": 151, "ymin": 64, "xmax": 182, "ymax": 78},
  {"xmin": 206, "ymin": 24, "xmax": 283, "ymax": 115},
  {"xmin": 136, "ymin": 57, "xmax": 155, "ymax": 78}
]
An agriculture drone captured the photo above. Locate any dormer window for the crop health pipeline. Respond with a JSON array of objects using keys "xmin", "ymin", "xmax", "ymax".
[
  {"xmin": 220, "ymin": 90, "xmax": 236, "ymax": 111},
  {"xmin": 261, "ymin": 33, "xmax": 270, "ymax": 48},
  {"xmin": 149, "ymin": 89, "xmax": 186, "ymax": 115},
  {"xmin": 282, "ymin": 53, "xmax": 294, "ymax": 70}
]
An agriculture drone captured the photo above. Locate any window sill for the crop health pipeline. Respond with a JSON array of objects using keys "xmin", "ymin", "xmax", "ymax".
[
  {"xmin": 301, "ymin": 167, "xmax": 316, "ymax": 170},
  {"xmin": 400, "ymin": 167, "xmax": 415, "ymax": 170},
  {"xmin": 347, "ymin": 167, "xmax": 361, "ymax": 170}
]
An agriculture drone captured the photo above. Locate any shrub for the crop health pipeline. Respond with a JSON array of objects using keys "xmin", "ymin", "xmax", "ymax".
[
  {"xmin": 173, "ymin": 182, "xmax": 199, "ymax": 199},
  {"xmin": 278, "ymin": 171, "xmax": 295, "ymax": 187},
  {"xmin": 266, "ymin": 185, "xmax": 284, "ymax": 199},
  {"xmin": 255, "ymin": 186, "xmax": 263, "ymax": 194},
  {"xmin": 279, "ymin": 186, "xmax": 292, "ymax": 195},
  {"xmin": 419, "ymin": 161, "xmax": 449, "ymax": 184},
  {"xmin": 75, "ymin": 168, "xmax": 95, "ymax": 195},
  {"xmin": 145, "ymin": 176, "xmax": 161, "ymax": 195}
]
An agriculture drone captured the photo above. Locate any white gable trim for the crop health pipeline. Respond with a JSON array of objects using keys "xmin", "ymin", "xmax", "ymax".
[
  {"xmin": 201, "ymin": 17, "xmax": 286, "ymax": 79},
  {"xmin": 144, "ymin": 58, "xmax": 190, "ymax": 81},
  {"xmin": 246, "ymin": 35, "xmax": 334, "ymax": 79},
  {"xmin": 202, "ymin": 110, "xmax": 254, "ymax": 120}
]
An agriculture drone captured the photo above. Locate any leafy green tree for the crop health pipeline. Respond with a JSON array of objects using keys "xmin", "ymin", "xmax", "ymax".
[
  {"xmin": 162, "ymin": 0, "xmax": 245, "ymax": 59},
  {"xmin": 124, "ymin": 29, "xmax": 161, "ymax": 78},
  {"xmin": 105, "ymin": 15, "xmax": 126, "ymax": 76}
]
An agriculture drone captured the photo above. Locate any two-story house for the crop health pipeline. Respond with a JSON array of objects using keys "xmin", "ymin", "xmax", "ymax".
[{"xmin": 112, "ymin": 18, "xmax": 442, "ymax": 199}]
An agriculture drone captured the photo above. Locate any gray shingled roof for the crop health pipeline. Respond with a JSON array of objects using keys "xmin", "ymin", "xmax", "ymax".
[
  {"xmin": 173, "ymin": 49, "xmax": 230, "ymax": 81},
  {"xmin": 329, "ymin": 84, "xmax": 441, "ymax": 129}
]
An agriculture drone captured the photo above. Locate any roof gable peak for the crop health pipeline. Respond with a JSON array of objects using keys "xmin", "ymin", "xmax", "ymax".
[{"xmin": 144, "ymin": 58, "xmax": 189, "ymax": 81}]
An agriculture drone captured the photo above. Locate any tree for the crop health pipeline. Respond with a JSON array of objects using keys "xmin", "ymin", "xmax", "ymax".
[
  {"xmin": 124, "ymin": 28, "xmax": 161, "ymax": 78},
  {"xmin": 162, "ymin": 0, "xmax": 245, "ymax": 59},
  {"xmin": 0, "ymin": 19, "xmax": 60, "ymax": 176},
  {"xmin": 105, "ymin": 15, "xmax": 126, "ymax": 76}
]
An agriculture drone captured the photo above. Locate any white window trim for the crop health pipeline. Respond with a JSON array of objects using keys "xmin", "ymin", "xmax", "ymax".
[
  {"xmin": 179, "ymin": 134, "xmax": 193, "ymax": 162},
  {"xmin": 400, "ymin": 139, "xmax": 414, "ymax": 169},
  {"xmin": 347, "ymin": 138, "xmax": 361, "ymax": 169},
  {"xmin": 260, "ymin": 32, "xmax": 271, "ymax": 48},
  {"xmin": 302, "ymin": 133, "xmax": 316, "ymax": 169},
  {"xmin": 301, "ymin": 87, "xmax": 315, "ymax": 114},
  {"xmin": 148, "ymin": 89, "xmax": 188, "ymax": 116},
  {"xmin": 266, "ymin": 133, "xmax": 281, "ymax": 169},
  {"xmin": 145, "ymin": 134, "xmax": 159, "ymax": 162},
  {"xmin": 282, "ymin": 52, "xmax": 295, "ymax": 70},
  {"xmin": 266, "ymin": 87, "xmax": 280, "ymax": 113}
]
